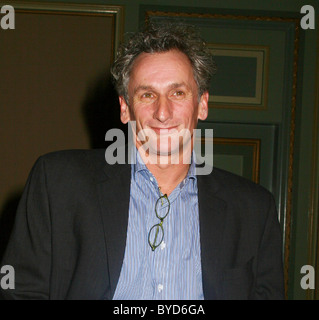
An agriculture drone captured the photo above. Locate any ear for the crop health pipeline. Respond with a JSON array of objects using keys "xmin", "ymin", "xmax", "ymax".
[
  {"xmin": 197, "ymin": 91, "xmax": 209, "ymax": 121},
  {"xmin": 119, "ymin": 96, "xmax": 131, "ymax": 124}
]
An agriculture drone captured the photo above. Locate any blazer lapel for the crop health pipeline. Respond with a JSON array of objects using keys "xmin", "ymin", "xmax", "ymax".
[
  {"xmin": 197, "ymin": 173, "xmax": 227, "ymax": 299},
  {"xmin": 96, "ymin": 162, "xmax": 131, "ymax": 299}
]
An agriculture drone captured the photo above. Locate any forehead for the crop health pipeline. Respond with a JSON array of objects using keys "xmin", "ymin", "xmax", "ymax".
[{"xmin": 129, "ymin": 50, "xmax": 195, "ymax": 87}]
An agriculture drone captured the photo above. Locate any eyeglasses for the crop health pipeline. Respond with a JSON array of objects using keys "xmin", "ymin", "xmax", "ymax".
[{"xmin": 148, "ymin": 194, "xmax": 170, "ymax": 251}]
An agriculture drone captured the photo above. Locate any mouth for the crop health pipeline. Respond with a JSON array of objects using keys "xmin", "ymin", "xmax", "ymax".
[{"xmin": 149, "ymin": 126, "xmax": 179, "ymax": 135}]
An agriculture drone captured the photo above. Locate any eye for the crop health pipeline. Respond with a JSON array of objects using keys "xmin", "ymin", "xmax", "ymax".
[
  {"xmin": 173, "ymin": 90, "xmax": 185, "ymax": 99},
  {"xmin": 141, "ymin": 92, "xmax": 154, "ymax": 99}
]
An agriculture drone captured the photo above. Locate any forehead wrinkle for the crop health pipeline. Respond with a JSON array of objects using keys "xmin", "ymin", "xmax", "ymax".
[
  {"xmin": 133, "ymin": 82, "xmax": 190, "ymax": 95},
  {"xmin": 168, "ymin": 82, "xmax": 189, "ymax": 90},
  {"xmin": 133, "ymin": 85, "xmax": 154, "ymax": 95}
]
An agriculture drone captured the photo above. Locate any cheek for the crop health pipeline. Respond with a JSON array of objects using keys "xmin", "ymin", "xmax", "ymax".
[
  {"xmin": 130, "ymin": 110, "xmax": 148, "ymax": 130},
  {"xmin": 180, "ymin": 106, "xmax": 199, "ymax": 126},
  {"xmin": 133, "ymin": 104, "xmax": 154, "ymax": 121}
]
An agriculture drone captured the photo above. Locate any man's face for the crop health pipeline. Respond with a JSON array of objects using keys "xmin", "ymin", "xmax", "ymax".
[{"xmin": 119, "ymin": 49, "xmax": 209, "ymax": 161}]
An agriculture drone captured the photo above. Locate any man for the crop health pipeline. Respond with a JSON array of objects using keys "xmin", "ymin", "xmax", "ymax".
[{"xmin": 0, "ymin": 24, "xmax": 284, "ymax": 299}]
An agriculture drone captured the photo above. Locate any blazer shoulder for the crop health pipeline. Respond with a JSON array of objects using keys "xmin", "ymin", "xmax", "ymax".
[
  {"xmin": 34, "ymin": 149, "xmax": 106, "ymax": 181},
  {"xmin": 34, "ymin": 148, "xmax": 130, "ymax": 182},
  {"xmin": 38, "ymin": 149, "xmax": 105, "ymax": 163},
  {"xmin": 207, "ymin": 167, "xmax": 274, "ymax": 202},
  {"xmin": 38, "ymin": 147, "xmax": 130, "ymax": 166}
]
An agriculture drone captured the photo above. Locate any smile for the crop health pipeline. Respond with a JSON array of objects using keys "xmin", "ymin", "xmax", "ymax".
[{"xmin": 150, "ymin": 126, "xmax": 179, "ymax": 135}]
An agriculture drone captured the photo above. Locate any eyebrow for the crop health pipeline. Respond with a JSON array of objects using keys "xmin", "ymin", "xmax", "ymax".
[{"xmin": 133, "ymin": 82, "xmax": 189, "ymax": 95}]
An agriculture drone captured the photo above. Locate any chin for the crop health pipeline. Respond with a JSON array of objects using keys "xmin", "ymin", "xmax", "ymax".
[{"xmin": 137, "ymin": 129, "xmax": 193, "ymax": 163}]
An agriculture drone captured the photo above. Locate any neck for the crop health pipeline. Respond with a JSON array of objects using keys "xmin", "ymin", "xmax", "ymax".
[
  {"xmin": 137, "ymin": 147, "xmax": 192, "ymax": 196},
  {"xmin": 147, "ymin": 162, "xmax": 190, "ymax": 196}
]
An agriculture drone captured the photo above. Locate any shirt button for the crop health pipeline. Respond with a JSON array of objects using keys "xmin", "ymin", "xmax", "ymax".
[
  {"xmin": 150, "ymin": 177, "xmax": 153, "ymax": 182},
  {"xmin": 160, "ymin": 241, "xmax": 166, "ymax": 250},
  {"xmin": 158, "ymin": 284, "xmax": 163, "ymax": 293}
]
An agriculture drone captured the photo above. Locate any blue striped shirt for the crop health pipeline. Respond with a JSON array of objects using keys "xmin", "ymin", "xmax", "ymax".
[{"xmin": 113, "ymin": 150, "xmax": 204, "ymax": 300}]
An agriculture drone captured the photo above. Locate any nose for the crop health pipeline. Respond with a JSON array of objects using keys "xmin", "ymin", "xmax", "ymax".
[{"xmin": 153, "ymin": 96, "xmax": 172, "ymax": 123}]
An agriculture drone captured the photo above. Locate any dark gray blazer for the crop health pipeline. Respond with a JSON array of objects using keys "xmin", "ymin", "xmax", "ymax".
[{"xmin": 0, "ymin": 149, "xmax": 284, "ymax": 300}]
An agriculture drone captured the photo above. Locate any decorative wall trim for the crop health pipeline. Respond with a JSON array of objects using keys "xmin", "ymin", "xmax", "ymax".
[
  {"xmin": 213, "ymin": 137, "xmax": 260, "ymax": 183},
  {"xmin": 207, "ymin": 43, "xmax": 269, "ymax": 109},
  {"xmin": 307, "ymin": 29, "xmax": 319, "ymax": 301},
  {"xmin": 9, "ymin": 1, "xmax": 124, "ymax": 58}
]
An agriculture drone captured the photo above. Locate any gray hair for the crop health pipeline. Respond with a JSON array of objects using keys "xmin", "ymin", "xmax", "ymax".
[{"xmin": 111, "ymin": 23, "xmax": 216, "ymax": 103}]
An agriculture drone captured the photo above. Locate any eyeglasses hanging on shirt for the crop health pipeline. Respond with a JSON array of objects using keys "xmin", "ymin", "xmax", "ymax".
[{"xmin": 148, "ymin": 188, "xmax": 170, "ymax": 251}]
